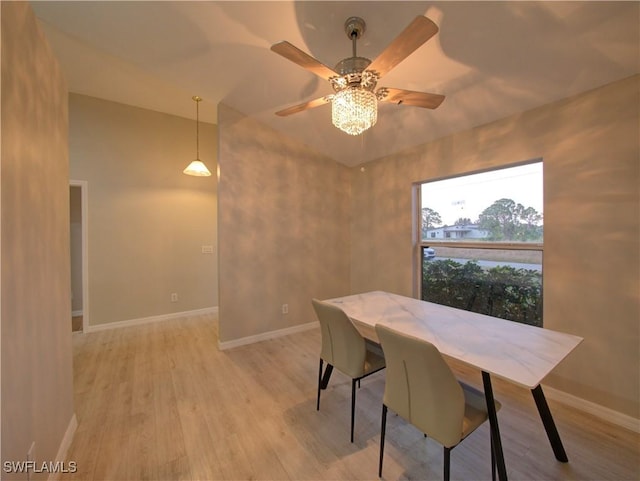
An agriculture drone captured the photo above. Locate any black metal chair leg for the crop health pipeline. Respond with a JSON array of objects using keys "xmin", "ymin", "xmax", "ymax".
[
  {"xmin": 351, "ymin": 379, "xmax": 357, "ymax": 442},
  {"xmin": 444, "ymin": 447, "xmax": 451, "ymax": 481},
  {"xmin": 379, "ymin": 404, "xmax": 387, "ymax": 478},
  {"xmin": 317, "ymin": 360, "xmax": 334, "ymax": 411},
  {"xmin": 317, "ymin": 359, "xmax": 323, "ymax": 411}
]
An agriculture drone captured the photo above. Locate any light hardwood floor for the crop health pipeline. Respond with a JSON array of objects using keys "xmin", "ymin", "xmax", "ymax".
[
  {"xmin": 62, "ymin": 314, "xmax": 639, "ymax": 480},
  {"xmin": 72, "ymin": 315, "xmax": 83, "ymax": 332}
]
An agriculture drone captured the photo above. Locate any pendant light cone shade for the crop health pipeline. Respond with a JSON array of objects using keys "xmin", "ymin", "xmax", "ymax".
[
  {"xmin": 183, "ymin": 96, "xmax": 212, "ymax": 177},
  {"xmin": 183, "ymin": 160, "xmax": 211, "ymax": 176}
]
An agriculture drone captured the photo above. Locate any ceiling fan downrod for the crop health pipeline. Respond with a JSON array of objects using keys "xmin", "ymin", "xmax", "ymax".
[
  {"xmin": 345, "ymin": 16, "xmax": 365, "ymax": 57},
  {"xmin": 334, "ymin": 16, "xmax": 374, "ymax": 82}
]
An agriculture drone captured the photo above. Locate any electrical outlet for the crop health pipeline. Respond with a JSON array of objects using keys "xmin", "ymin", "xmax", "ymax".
[
  {"xmin": 171, "ymin": 293, "xmax": 178, "ymax": 302},
  {"xmin": 282, "ymin": 304, "xmax": 289, "ymax": 314}
]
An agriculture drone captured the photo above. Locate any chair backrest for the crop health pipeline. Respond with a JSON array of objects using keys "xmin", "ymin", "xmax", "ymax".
[
  {"xmin": 312, "ymin": 299, "xmax": 366, "ymax": 378},
  {"xmin": 375, "ymin": 324, "xmax": 465, "ymax": 448}
]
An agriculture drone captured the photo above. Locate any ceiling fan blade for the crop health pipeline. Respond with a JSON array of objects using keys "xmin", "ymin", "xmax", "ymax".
[
  {"xmin": 378, "ymin": 88, "xmax": 445, "ymax": 109},
  {"xmin": 275, "ymin": 96, "xmax": 331, "ymax": 117},
  {"xmin": 271, "ymin": 41, "xmax": 338, "ymax": 80},
  {"xmin": 368, "ymin": 16, "xmax": 439, "ymax": 78}
]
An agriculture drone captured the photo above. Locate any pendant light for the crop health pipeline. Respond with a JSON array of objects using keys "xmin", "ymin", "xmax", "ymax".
[{"xmin": 183, "ymin": 96, "xmax": 212, "ymax": 177}]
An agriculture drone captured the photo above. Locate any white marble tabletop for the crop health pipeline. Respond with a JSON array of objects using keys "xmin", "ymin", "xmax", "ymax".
[{"xmin": 326, "ymin": 291, "xmax": 583, "ymax": 389}]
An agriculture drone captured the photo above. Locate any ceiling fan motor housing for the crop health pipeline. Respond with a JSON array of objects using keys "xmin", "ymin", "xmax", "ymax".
[{"xmin": 334, "ymin": 56, "xmax": 371, "ymax": 76}]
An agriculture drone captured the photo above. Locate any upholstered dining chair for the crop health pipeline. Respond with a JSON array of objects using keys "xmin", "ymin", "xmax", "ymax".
[
  {"xmin": 311, "ymin": 299, "xmax": 386, "ymax": 443},
  {"xmin": 375, "ymin": 324, "xmax": 500, "ymax": 481}
]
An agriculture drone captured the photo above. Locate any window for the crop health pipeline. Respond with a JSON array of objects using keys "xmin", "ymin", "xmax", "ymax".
[{"xmin": 418, "ymin": 161, "xmax": 543, "ymax": 326}]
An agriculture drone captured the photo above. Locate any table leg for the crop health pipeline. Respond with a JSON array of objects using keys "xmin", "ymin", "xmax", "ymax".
[
  {"xmin": 320, "ymin": 363, "xmax": 333, "ymax": 389},
  {"xmin": 482, "ymin": 371, "xmax": 508, "ymax": 481},
  {"xmin": 531, "ymin": 384, "xmax": 568, "ymax": 462}
]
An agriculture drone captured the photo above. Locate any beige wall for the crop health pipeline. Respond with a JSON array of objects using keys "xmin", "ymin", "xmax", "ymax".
[
  {"xmin": 69, "ymin": 94, "xmax": 218, "ymax": 326},
  {"xmin": 217, "ymin": 104, "xmax": 351, "ymax": 343},
  {"xmin": 1, "ymin": 1, "xmax": 74, "ymax": 477},
  {"xmin": 350, "ymin": 75, "xmax": 639, "ymax": 418}
]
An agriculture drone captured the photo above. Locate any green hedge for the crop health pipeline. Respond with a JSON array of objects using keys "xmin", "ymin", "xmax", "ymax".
[{"xmin": 422, "ymin": 259, "xmax": 543, "ymax": 327}]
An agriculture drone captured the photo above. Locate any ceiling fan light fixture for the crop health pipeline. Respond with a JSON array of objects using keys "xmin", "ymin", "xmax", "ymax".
[{"xmin": 331, "ymin": 87, "xmax": 377, "ymax": 136}]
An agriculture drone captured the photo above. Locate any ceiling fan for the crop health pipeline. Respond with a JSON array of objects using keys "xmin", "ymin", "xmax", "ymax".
[{"xmin": 271, "ymin": 15, "xmax": 445, "ymax": 136}]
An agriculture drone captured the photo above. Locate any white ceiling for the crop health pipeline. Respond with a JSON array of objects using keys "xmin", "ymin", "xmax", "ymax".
[{"xmin": 31, "ymin": 1, "xmax": 639, "ymax": 166}]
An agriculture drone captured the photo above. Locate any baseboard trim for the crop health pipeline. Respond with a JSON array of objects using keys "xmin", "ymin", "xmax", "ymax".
[
  {"xmin": 218, "ymin": 321, "xmax": 319, "ymax": 350},
  {"xmin": 542, "ymin": 384, "xmax": 640, "ymax": 433},
  {"xmin": 85, "ymin": 307, "xmax": 218, "ymax": 333},
  {"xmin": 48, "ymin": 413, "xmax": 77, "ymax": 481}
]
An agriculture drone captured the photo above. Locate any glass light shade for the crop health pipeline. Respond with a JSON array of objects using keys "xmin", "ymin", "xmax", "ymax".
[
  {"xmin": 331, "ymin": 87, "xmax": 377, "ymax": 136},
  {"xmin": 183, "ymin": 160, "xmax": 212, "ymax": 177}
]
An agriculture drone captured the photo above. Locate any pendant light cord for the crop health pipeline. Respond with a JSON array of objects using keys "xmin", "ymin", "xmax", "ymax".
[{"xmin": 196, "ymin": 98, "xmax": 200, "ymax": 159}]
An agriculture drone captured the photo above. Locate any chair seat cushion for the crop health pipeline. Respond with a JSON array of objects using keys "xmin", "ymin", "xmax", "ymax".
[{"xmin": 363, "ymin": 343, "xmax": 386, "ymax": 375}]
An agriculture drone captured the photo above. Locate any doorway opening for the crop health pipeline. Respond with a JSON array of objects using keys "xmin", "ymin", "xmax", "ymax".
[{"xmin": 70, "ymin": 180, "xmax": 89, "ymax": 332}]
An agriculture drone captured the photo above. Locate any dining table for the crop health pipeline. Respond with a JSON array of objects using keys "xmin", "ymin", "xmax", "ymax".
[{"xmin": 325, "ymin": 290, "xmax": 583, "ymax": 481}]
